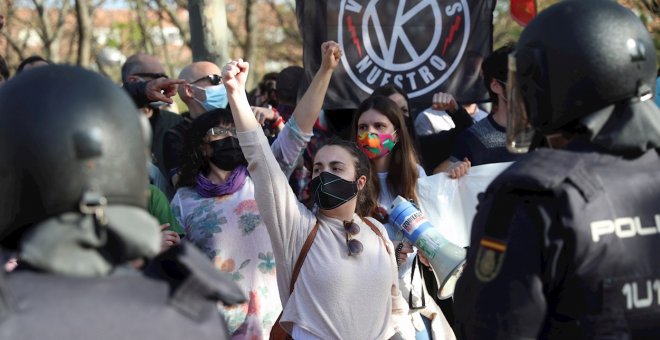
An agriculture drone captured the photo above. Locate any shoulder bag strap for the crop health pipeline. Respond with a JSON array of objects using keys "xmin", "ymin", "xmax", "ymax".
[
  {"xmin": 289, "ymin": 221, "xmax": 319, "ymax": 294},
  {"xmin": 272, "ymin": 223, "xmax": 318, "ymax": 340},
  {"xmin": 362, "ymin": 217, "xmax": 391, "ymax": 255}
]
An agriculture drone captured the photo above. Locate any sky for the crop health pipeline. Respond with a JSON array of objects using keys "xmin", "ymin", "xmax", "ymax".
[{"xmin": 102, "ymin": 0, "xmax": 130, "ymax": 9}]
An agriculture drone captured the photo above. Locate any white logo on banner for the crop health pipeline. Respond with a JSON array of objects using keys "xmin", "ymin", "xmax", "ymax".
[{"xmin": 338, "ymin": 0, "xmax": 470, "ymax": 98}]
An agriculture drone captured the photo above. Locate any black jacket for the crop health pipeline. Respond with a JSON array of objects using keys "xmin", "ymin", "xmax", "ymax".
[
  {"xmin": 454, "ymin": 146, "xmax": 660, "ymax": 339},
  {"xmin": 417, "ymin": 106, "xmax": 474, "ymax": 173}
]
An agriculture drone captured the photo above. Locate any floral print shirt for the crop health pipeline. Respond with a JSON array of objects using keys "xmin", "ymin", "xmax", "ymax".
[{"xmin": 172, "ymin": 180, "xmax": 281, "ymax": 339}]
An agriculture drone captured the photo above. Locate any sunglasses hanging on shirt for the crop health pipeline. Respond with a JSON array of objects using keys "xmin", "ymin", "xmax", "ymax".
[{"xmin": 343, "ymin": 220, "xmax": 363, "ymax": 256}]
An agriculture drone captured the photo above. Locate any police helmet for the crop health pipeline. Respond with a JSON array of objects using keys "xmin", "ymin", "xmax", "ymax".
[
  {"xmin": 507, "ymin": 0, "xmax": 657, "ymax": 152},
  {"xmin": 0, "ymin": 65, "xmax": 150, "ymax": 248}
]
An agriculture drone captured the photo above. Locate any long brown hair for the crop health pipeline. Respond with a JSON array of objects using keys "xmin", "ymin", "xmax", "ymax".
[{"xmin": 351, "ymin": 95, "xmax": 421, "ymax": 208}]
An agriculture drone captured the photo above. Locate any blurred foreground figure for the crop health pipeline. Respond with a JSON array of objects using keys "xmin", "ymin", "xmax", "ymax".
[
  {"xmin": 454, "ymin": 1, "xmax": 660, "ymax": 338},
  {"xmin": 0, "ymin": 66, "xmax": 244, "ymax": 339}
]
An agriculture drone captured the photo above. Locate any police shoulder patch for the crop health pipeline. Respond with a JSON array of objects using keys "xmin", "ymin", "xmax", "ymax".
[{"xmin": 475, "ymin": 237, "xmax": 507, "ymax": 282}]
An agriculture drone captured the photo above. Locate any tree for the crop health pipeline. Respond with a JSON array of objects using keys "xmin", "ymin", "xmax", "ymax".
[
  {"xmin": 75, "ymin": 0, "xmax": 92, "ymax": 67},
  {"xmin": 152, "ymin": 0, "xmax": 191, "ymax": 49},
  {"xmin": 264, "ymin": 0, "xmax": 302, "ymax": 64},
  {"xmin": 226, "ymin": 0, "xmax": 257, "ymax": 86},
  {"xmin": 188, "ymin": 0, "xmax": 229, "ymax": 66},
  {"xmin": 133, "ymin": 0, "xmax": 155, "ymax": 55},
  {"xmin": 0, "ymin": 0, "xmax": 304, "ymax": 85},
  {"xmin": 226, "ymin": 0, "xmax": 302, "ymax": 88},
  {"xmin": 32, "ymin": 0, "xmax": 71, "ymax": 62}
]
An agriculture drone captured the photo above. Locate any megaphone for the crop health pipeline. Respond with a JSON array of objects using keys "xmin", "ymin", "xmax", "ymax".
[{"xmin": 389, "ymin": 196, "xmax": 466, "ymax": 299}]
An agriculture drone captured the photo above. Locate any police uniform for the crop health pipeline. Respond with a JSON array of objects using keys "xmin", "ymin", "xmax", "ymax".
[
  {"xmin": 0, "ymin": 66, "xmax": 245, "ymax": 338},
  {"xmin": 453, "ymin": 0, "xmax": 660, "ymax": 338},
  {"xmin": 454, "ymin": 145, "xmax": 660, "ymax": 339},
  {"xmin": 0, "ymin": 243, "xmax": 245, "ymax": 340}
]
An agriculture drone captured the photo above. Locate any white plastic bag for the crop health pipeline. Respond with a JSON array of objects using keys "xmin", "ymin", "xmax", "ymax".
[{"xmin": 416, "ymin": 162, "xmax": 513, "ymax": 247}]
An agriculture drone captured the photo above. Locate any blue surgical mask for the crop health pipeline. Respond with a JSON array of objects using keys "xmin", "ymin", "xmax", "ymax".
[{"xmin": 193, "ymin": 84, "xmax": 228, "ymax": 111}]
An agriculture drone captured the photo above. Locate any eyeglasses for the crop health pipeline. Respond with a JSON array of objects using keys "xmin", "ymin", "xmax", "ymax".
[
  {"xmin": 192, "ymin": 74, "xmax": 222, "ymax": 86},
  {"xmin": 132, "ymin": 72, "xmax": 168, "ymax": 80},
  {"xmin": 207, "ymin": 126, "xmax": 236, "ymax": 138},
  {"xmin": 343, "ymin": 220, "xmax": 363, "ymax": 256}
]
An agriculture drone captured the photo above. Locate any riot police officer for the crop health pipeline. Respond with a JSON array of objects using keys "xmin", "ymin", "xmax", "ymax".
[
  {"xmin": 454, "ymin": 0, "xmax": 660, "ymax": 338},
  {"xmin": 0, "ymin": 65, "xmax": 245, "ymax": 339}
]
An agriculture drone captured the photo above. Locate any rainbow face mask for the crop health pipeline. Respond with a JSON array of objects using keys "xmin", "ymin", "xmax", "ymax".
[{"xmin": 357, "ymin": 131, "xmax": 397, "ymax": 159}]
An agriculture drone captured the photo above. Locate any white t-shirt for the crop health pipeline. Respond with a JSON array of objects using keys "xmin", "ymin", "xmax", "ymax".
[
  {"xmin": 377, "ymin": 164, "xmax": 427, "ymax": 209},
  {"xmin": 414, "ymin": 108, "xmax": 456, "ymax": 137},
  {"xmin": 414, "ymin": 107, "xmax": 489, "ymax": 137},
  {"xmin": 378, "ymin": 165, "xmax": 429, "ymax": 332}
]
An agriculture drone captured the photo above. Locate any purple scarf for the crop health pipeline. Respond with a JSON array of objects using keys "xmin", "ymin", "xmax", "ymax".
[{"xmin": 195, "ymin": 165, "xmax": 249, "ymax": 198}]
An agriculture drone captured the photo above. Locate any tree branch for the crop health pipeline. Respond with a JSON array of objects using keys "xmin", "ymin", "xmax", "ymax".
[{"xmin": 154, "ymin": 0, "xmax": 191, "ymax": 49}]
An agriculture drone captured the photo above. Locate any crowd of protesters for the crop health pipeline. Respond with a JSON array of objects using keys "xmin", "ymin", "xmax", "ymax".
[
  {"xmin": 1, "ymin": 1, "xmax": 659, "ymax": 338},
  {"xmin": 0, "ymin": 35, "xmax": 515, "ymax": 338}
]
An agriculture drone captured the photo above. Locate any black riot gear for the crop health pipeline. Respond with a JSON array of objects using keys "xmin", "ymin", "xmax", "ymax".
[
  {"xmin": 507, "ymin": 0, "xmax": 657, "ymax": 145},
  {"xmin": 0, "ymin": 66, "xmax": 246, "ymax": 339},
  {"xmin": 0, "ymin": 65, "xmax": 151, "ymax": 248},
  {"xmin": 455, "ymin": 1, "xmax": 660, "ymax": 338}
]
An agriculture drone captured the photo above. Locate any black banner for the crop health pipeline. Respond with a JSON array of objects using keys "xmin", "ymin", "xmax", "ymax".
[{"xmin": 297, "ymin": 0, "xmax": 495, "ymax": 111}]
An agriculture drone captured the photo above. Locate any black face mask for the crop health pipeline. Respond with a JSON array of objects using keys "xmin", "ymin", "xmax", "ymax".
[
  {"xmin": 308, "ymin": 171, "xmax": 359, "ymax": 210},
  {"xmin": 208, "ymin": 137, "xmax": 247, "ymax": 171}
]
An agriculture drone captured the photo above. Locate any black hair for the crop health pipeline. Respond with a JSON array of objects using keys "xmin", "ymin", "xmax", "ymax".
[
  {"xmin": 177, "ymin": 108, "xmax": 236, "ymax": 188},
  {"xmin": 276, "ymin": 66, "xmax": 304, "ymax": 105},
  {"xmin": 258, "ymin": 72, "xmax": 279, "ymax": 93},
  {"xmin": 482, "ymin": 43, "xmax": 515, "ymax": 106},
  {"xmin": 16, "ymin": 55, "xmax": 50, "ymax": 74},
  {"xmin": 0, "ymin": 55, "xmax": 9, "ymax": 81}
]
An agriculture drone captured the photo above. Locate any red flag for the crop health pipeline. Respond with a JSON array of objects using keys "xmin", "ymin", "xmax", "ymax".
[{"xmin": 511, "ymin": 0, "xmax": 537, "ymax": 26}]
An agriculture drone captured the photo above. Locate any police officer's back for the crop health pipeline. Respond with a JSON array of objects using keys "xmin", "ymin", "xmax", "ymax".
[
  {"xmin": 0, "ymin": 66, "xmax": 245, "ymax": 339},
  {"xmin": 454, "ymin": 1, "xmax": 660, "ymax": 338}
]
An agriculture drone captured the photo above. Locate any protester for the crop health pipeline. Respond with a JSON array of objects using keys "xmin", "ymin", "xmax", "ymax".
[
  {"xmin": 372, "ymin": 85, "xmax": 417, "ymax": 150},
  {"xmin": 454, "ymin": 0, "xmax": 660, "ymax": 338},
  {"xmin": 0, "ymin": 55, "xmax": 9, "ymax": 86},
  {"xmin": 415, "ymin": 92, "xmax": 475, "ymax": 174},
  {"xmin": 122, "ymin": 53, "xmax": 183, "ymax": 198},
  {"xmin": 164, "ymin": 61, "xmax": 282, "ymax": 186},
  {"xmin": 147, "ymin": 184, "xmax": 184, "ymax": 252},
  {"xmin": 0, "ymin": 65, "xmax": 245, "ymax": 339},
  {"xmin": 352, "ymin": 94, "xmax": 468, "ymax": 339},
  {"xmin": 223, "ymin": 57, "xmax": 417, "ymax": 339},
  {"xmin": 172, "ymin": 109, "xmax": 282, "ymax": 338},
  {"xmin": 248, "ymin": 71, "xmax": 278, "ymax": 107},
  {"xmin": 122, "ymin": 76, "xmax": 183, "ymax": 107},
  {"xmin": 16, "ymin": 55, "xmax": 50, "ymax": 73},
  {"xmin": 449, "ymin": 44, "xmax": 523, "ymax": 167},
  {"xmin": 171, "ymin": 41, "xmax": 343, "ymax": 339},
  {"xmin": 415, "ymin": 93, "xmax": 488, "ymax": 138},
  {"xmin": 274, "ymin": 66, "xmax": 305, "ymax": 121},
  {"xmin": 276, "ymin": 64, "xmax": 334, "ymax": 202}
]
